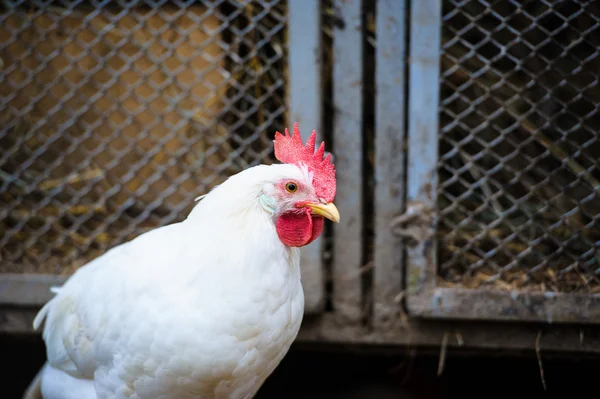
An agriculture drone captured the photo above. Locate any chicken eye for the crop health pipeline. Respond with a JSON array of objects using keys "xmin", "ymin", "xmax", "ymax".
[{"xmin": 285, "ymin": 182, "xmax": 298, "ymax": 193}]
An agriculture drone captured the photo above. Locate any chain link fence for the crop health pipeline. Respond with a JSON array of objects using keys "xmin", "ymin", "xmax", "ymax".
[
  {"xmin": 0, "ymin": 0, "xmax": 287, "ymax": 274},
  {"xmin": 437, "ymin": 0, "xmax": 600, "ymax": 293}
]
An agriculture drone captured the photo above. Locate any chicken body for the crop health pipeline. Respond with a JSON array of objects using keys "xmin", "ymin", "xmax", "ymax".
[{"xmin": 34, "ymin": 164, "xmax": 312, "ymax": 399}]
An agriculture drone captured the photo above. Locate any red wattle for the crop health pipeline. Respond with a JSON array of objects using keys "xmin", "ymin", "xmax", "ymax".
[{"xmin": 276, "ymin": 208, "xmax": 324, "ymax": 247}]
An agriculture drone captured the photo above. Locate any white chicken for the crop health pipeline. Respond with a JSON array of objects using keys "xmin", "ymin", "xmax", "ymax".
[{"xmin": 30, "ymin": 123, "xmax": 339, "ymax": 399}]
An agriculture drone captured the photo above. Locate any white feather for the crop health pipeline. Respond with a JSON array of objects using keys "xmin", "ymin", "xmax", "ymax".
[
  {"xmin": 33, "ymin": 163, "xmax": 311, "ymax": 399},
  {"xmin": 40, "ymin": 363, "xmax": 96, "ymax": 399}
]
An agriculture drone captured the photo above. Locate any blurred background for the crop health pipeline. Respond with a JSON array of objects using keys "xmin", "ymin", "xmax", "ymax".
[{"xmin": 2, "ymin": 0, "xmax": 600, "ymax": 397}]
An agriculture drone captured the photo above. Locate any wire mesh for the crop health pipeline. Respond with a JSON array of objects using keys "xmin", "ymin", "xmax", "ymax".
[
  {"xmin": 0, "ymin": 0, "xmax": 287, "ymax": 274},
  {"xmin": 438, "ymin": 0, "xmax": 600, "ymax": 293}
]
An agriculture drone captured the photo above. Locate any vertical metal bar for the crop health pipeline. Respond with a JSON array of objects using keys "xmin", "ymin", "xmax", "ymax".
[
  {"xmin": 332, "ymin": 0, "xmax": 364, "ymax": 323},
  {"xmin": 288, "ymin": 0, "xmax": 325, "ymax": 314},
  {"xmin": 374, "ymin": 0, "xmax": 407, "ymax": 327},
  {"xmin": 405, "ymin": 0, "xmax": 442, "ymax": 312}
]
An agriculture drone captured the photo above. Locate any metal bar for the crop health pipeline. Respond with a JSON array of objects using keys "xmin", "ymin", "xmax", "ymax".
[
  {"xmin": 288, "ymin": 0, "xmax": 325, "ymax": 315},
  {"xmin": 374, "ymin": 0, "xmax": 407, "ymax": 327},
  {"xmin": 405, "ymin": 0, "xmax": 442, "ymax": 314},
  {"xmin": 297, "ymin": 312, "xmax": 600, "ymax": 354},
  {"xmin": 7, "ymin": 305, "xmax": 600, "ymax": 355},
  {"xmin": 408, "ymin": 287, "xmax": 600, "ymax": 324},
  {"xmin": 332, "ymin": 0, "xmax": 364, "ymax": 323},
  {"xmin": 0, "ymin": 274, "xmax": 66, "ymax": 306}
]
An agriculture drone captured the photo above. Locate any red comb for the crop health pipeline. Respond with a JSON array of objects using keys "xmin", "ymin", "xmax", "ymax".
[{"xmin": 273, "ymin": 122, "xmax": 336, "ymax": 202}]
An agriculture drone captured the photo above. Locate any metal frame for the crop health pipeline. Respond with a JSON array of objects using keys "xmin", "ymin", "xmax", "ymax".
[
  {"xmin": 373, "ymin": 0, "xmax": 407, "ymax": 328},
  {"xmin": 288, "ymin": 0, "xmax": 326, "ymax": 315},
  {"xmin": 331, "ymin": 0, "xmax": 364, "ymax": 325},
  {"xmin": 4, "ymin": 300, "xmax": 600, "ymax": 356},
  {"xmin": 404, "ymin": 0, "xmax": 600, "ymax": 324},
  {"xmin": 0, "ymin": 274, "xmax": 64, "ymax": 306}
]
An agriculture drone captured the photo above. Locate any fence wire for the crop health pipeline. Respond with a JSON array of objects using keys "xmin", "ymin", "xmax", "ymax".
[
  {"xmin": 0, "ymin": 0, "xmax": 287, "ymax": 274},
  {"xmin": 437, "ymin": 0, "xmax": 600, "ymax": 293}
]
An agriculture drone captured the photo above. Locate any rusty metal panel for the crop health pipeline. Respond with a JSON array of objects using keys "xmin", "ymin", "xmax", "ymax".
[
  {"xmin": 331, "ymin": 0, "xmax": 364, "ymax": 323},
  {"xmin": 373, "ymin": 0, "xmax": 407, "ymax": 328},
  {"xmin": 405, "ymin": 0, "xmax": 600, "ymax": 324},
  {"xmin": 288, "ymin": 0, "xmax": 325, "ymax": 314}
]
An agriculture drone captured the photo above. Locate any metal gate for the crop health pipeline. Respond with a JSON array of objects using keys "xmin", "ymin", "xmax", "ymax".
[
  {"xmin": 403, "ymin": 0, "xmax": 600, "ymax": 324},
  {"xmin": 3, "ymin": 0, "xmax": 600, "ymax": 344},
  {"xmin": 0, "ymin": 0, "xmax": 359, "ymax": 325}
]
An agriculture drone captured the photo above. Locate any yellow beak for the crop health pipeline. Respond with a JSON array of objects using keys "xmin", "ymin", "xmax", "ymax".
[{"xmin": 303, "ymin": 202, "xmax": 340, "ymax": 223}]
